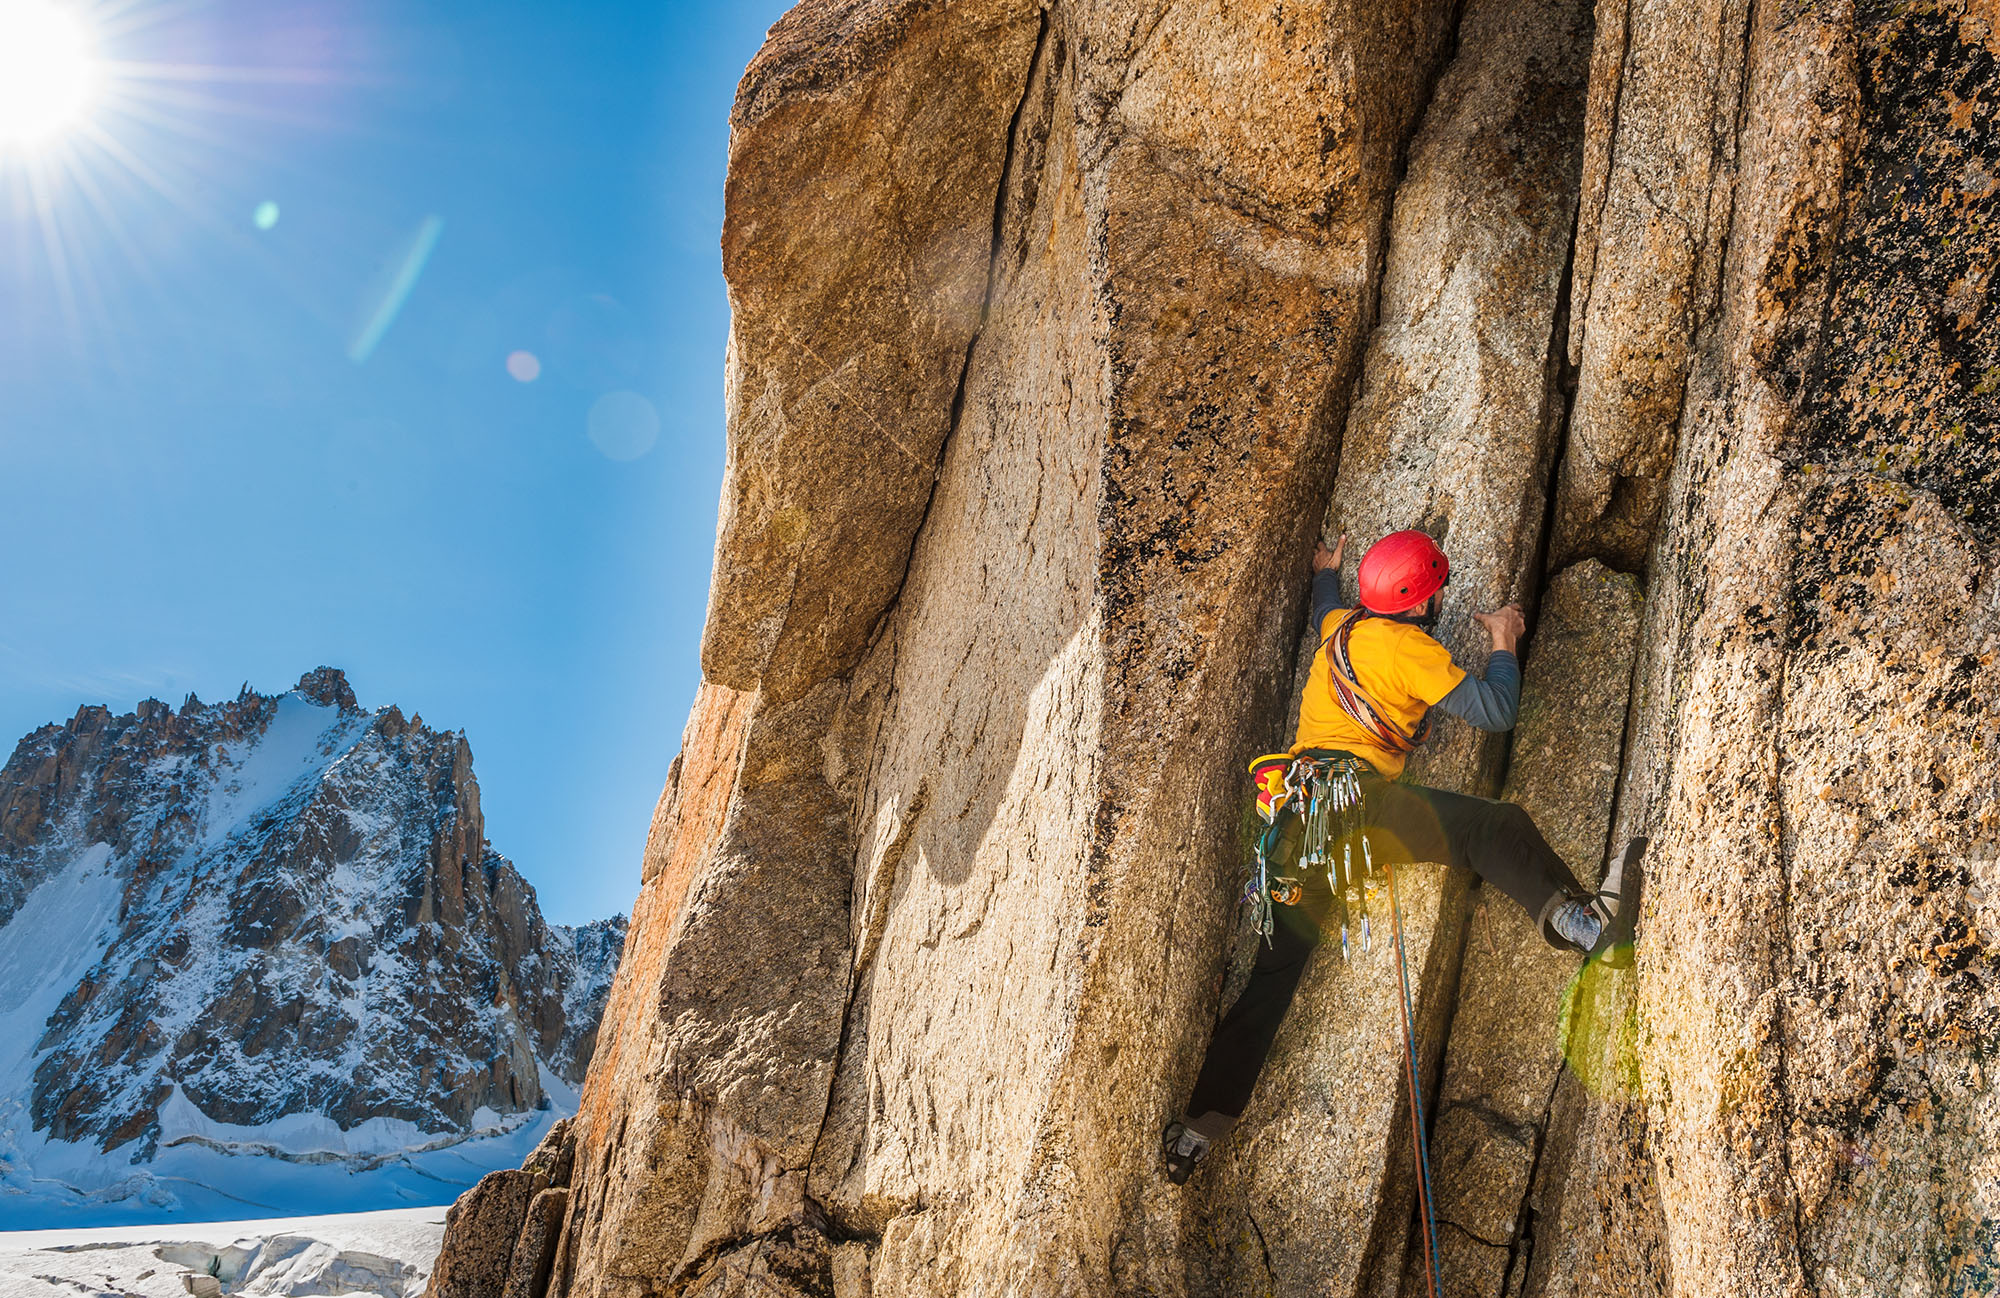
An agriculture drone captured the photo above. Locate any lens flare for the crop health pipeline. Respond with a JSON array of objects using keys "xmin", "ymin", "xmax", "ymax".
[
  {"xmin": 1559, "ymin": 956, "xmax": 1642, "ymax": 1099},
  {"xmin": 587, "ymin": 391, "xmax": 659, "ymax": 461},
  {"xmin": 506, "ymin": 350, "xmax": 540, "ymax": 382},
  {"xmin": 348, "ymin": 215, "xmax": 444, "ymax": 363},
  {"xmin": 0, "ymin": 0, "xmax": 99, "ymax": 149},
  {"xmin": 253, "ymin": 200, "xmax": 279, "ymax": 230}
]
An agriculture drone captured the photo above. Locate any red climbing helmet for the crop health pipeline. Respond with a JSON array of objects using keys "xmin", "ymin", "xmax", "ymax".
[{"xmin": 1357, "ymin": 530, "xmax": 1450, "ymax": 615}]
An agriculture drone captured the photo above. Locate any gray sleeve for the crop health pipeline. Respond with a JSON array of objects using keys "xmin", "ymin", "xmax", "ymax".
[
  {"xmin": 1434, "ymin": 650, "xmax": 1520, "ymax": 732},
  {"xmin": 1308, "ymin": 568, "xmax": 1344, "ymax": 638}
]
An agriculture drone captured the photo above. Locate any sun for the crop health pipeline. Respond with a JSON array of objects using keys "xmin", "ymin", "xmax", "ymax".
[{"xmin": 0, "ymin": 0, "xmax": 100, "ymax": 149}]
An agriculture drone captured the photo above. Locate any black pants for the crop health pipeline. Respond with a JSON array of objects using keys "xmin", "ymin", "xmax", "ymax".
[{"xmin": 1184, "ymin": 768, "xmax": 1585, "ymax": 1121}]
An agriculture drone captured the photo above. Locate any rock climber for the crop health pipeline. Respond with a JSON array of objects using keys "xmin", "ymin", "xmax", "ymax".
[{"xmin": 1160, "ymin": 529, "xmax": 1644, "ymax": 1184}]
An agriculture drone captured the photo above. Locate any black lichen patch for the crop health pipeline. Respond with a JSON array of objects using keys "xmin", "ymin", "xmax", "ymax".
[
  {"xmin": 1885, "ymin": 851, "xmax": 1975, "ymax": 897},
  {"xmin": 1791, "ymin": 2, "xmax": 2000, "ymax": 545},
  {"xmin": 1785, "ymin": 476, "xmax": 1911, "ymax": 650},
  {"xmin": 1927, "ymin": 913, "xmax": 1985, "ymax": 977},
  {"xmin": 1933, "ymin": 1217, "xmax": 2000, "ymax": 1298}
]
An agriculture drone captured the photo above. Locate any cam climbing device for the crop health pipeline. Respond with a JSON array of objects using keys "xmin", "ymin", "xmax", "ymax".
[{"xmin": 1244, "ymin": 754, "xmax": 1293, "ymax": 945}]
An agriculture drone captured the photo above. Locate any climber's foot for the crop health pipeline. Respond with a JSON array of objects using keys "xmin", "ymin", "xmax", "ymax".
[
  {"xmin": 1588, "ymin": 836, "xmax": 1647, "ymax": 968},
  {"xmin": 1161, "ymin": 1118, "xmax": 1214, "ymax": 1185}
]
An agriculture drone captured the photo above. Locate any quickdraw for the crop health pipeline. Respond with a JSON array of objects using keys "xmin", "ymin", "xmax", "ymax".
[
  {"xmin": 1242, "ymin": 752, "xmax": 1382, "ymax": 959},
  {"xmin": 1292, "ymin": 753, "xmax": 1377, "ymax": 961}
]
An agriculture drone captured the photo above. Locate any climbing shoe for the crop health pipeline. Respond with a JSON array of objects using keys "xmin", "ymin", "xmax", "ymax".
[
  {"xmin": 1548, "ymin": 899, "xmax": 1602, "ymax": 951},
  {"xmin": 1586, "ymin": 836, "xmax": 1647, "ymax": 968},
  {"xmin": 1161, "ymin": 1119, "xmax": 1213, "ymax": 1185}
]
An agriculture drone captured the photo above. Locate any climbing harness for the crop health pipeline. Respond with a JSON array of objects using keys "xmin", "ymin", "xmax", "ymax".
[
  {"xmin": 1239, "ymin": 749, "xmax": 1445, "ymax": 1296},
  {"xmin": 1320, "ymin": 608, "xmax": 1432, "ymax": 755},
  {"xmin": 1241, "ymin": 752, "xmax": 1383, "ymax": 958}
]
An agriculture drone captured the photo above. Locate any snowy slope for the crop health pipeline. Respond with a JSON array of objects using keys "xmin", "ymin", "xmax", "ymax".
[
  {"xmin": 0, "ymin": 1205, "xmax": 447, "ymax": 1296},
  {"xmin": 0, "ymin": 670, "xmax": 623, "ymax": 1229}
]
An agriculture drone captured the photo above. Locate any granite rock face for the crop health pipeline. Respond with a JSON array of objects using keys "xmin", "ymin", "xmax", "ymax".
[
  {"xmin": 554, "ymin": 0, "xmax": 1463, "ymax": 1291},
  {"xmin": 502, "ymin": 1188, "xmax": 572, "ymax": 1298},
  {"xmin": 1602, "ymin": 3, "xmax": 2000, "ymax": 1292},
  {"xmin": 437, "ymin": 0, "xmax": 1999, "ymax": 1294},
  {"xmin": 1185, "ymin": 3, "xmax": 1595, "ymax": 1288},
  {"xmin": 425, "ymin": 1119, "xmax": 582, "ymax": 1298},
  {"xmin": 427, "ymin": 1168, "xmax": 549, "ymax": 1298},
  {"xmin": 1424, "ymin": 560, "xmax": 1645, "ymax": 1297},
  {"xmin": 0, "ymin": 671, "xmax": 626, "ymax": 1160}
]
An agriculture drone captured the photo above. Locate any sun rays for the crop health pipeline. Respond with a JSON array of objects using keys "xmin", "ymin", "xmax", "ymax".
[
  {"xmin": 0, "ymin": 0, "xmax": 101, "ymax": 147},
  {"xmin": 1, "ymin": 0, "xmax": 386, "ymax": 361}
]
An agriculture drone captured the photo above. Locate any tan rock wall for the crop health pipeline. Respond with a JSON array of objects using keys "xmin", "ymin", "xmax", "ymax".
[
  {"xmin": 810, "ymin": 34, "xmax": 1108, "ymax": 1277},
  {"xmin": 818, "ymin": 0, "xmax": 1470, "ymax": 1287},
  {"xmin": 1425, "ymin": 560, "xmax": 1644, "ymax": 1298},
  {"xmin": 551, "ymin": 0, "xmax": 1464, "ymax": 1288},
  {"xmin": 1188, "ymin": 0, "xmax": 1595, "ymax": 1292},
  {"xmin": 1593, "ymin": 1, "xmax": 2000, "ymax": 1293},
  {"xmin": 430, "ymin": 0, "xmax": 2000, "ymax": 1295},
  {"xmin": 553, "ymin": 683, "xmax": 757, "ymax": 1292},
  {"xmin": 1324, "ymin": 0, "xmax": 1592, "ymax": 774},
  {"xmin": 703, "ymin": 0, "xmax": 1046, "ymax": 701},
  {"xmin": 1552, "ymin": 0, "xmax": 1755, "ymax": 572}
]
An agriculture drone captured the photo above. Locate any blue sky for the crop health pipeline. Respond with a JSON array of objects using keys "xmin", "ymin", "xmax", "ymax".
[{"xmin": 1, "ymin": 0, "xmax": 793, "ymax": 925}]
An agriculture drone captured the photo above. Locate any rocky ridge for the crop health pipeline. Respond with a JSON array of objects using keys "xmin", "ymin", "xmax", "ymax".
[
  {"xmin": 434, "ymin": 1, "xmax": 1999, "ymax": 1295},
  {"xmin": 0, "ymin": 667, "xmax": 625, "ymax": 1173}
]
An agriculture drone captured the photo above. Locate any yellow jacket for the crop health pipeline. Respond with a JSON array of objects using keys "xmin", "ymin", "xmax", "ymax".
[{"xmin": 1291, "ymin": 606, "xmax": 1464, "ymax": 779}]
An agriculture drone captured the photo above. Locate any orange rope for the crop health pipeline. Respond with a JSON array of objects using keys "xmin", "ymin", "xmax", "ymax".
[{"xmin": 1386, "ymin": 862, "xmax": 1443, "ymax": 1298}]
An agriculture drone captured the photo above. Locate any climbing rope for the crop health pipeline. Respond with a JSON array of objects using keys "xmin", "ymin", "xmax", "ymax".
[
  {"xmin": 1320, "ymin": 608, "xmax": 1432, "ymax": 754},
  {"xmin": 1387, "ymin": 861, "xmax": 1444, "ymax": 1298}
]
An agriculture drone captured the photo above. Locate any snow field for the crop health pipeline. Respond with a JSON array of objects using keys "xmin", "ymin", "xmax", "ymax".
[{"xmin": 0, "ymin": 1205, "xmax": 446, "ymax": 1296}]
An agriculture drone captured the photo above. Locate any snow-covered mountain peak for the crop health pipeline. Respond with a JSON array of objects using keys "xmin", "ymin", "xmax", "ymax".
[
  {"xmin": 0, "ymin": 672, "xmax": 624, "ymax": 1225},
  {"xmin": 291, "ymin": 666, "xmax": 360, "ymax": 712}
]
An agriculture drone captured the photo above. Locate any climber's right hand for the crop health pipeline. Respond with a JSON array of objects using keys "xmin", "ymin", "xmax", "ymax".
[{"xmin": 1473, "ymin": 603, "xmax": 1526, "ymax": 653}]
